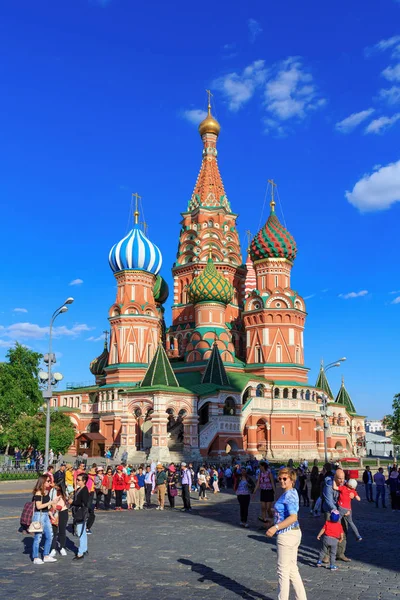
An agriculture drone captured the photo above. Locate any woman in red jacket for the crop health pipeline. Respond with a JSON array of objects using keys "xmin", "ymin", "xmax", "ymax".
[{"xmin": 112, "ymin": 466, "xmax": 128, "ymax": 511}]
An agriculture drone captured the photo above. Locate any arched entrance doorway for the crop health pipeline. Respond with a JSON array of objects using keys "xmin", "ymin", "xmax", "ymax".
[
  {"xmin": 166, "ymin": 408, "xmax": 185, "ymax": 448},
  {"xmin": 225, "ymin": 439, "xmax": 239, "ymax": 454}
]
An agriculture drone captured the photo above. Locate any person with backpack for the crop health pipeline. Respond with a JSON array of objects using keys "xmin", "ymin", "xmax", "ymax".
[
  {"xmin": 94, "ymin": 467, "xmax": 104, "ymax": 510},
  {"xmin": 31, "ymin": 474, "xmax": 58, "ymax": 564},
  {"xmin": 70, "ymin": 472, "xmax": 90, "ymax": 560},
  {"xmin": 234, "ymin": 466, "xmax": 255, "ymax": 528}
]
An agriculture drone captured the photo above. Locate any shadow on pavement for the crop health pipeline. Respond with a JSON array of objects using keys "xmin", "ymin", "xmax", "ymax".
[{"xmin": 178, "ymin": 558, "xmax": 274, "ymax": 600}]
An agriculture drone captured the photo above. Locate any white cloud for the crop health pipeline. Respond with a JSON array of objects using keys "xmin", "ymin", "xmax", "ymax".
[
  {"xmin": 303, "ymin": 294, "xmax": 315, "ymax": 300},
  {"xmin": 86, "ymin": 334, "xmax": 106, "ymax": 342},
  {"xmin": 390, "ymin": 290, "xmax": 400, "ymax": 294},
  {"xmin": 345, "ymin": 159, "xmax": 400, "ymax": 212},
  {"xmin": 382, "ymin": 63, "xmax": 400, "ymax": 82},
  {"xmin": 182, "ymin": 109, "xmax": 207, "ymax": 125},
  {"xmin": 264, "ymin": 57, "xmax": 325, "ymax": 123},
  {"xmin": 69, "ymin": 278, "xmax": 83, "ymax": 286},
  {"xmin": 0, "ymin": 322, "xmax": 93, "ymax": 341},
  {"xmin": 335, "ymin": 108, "xmax": 375, "ymax": 133},
  {"xmin": 364, "ymin": 113, "xmax": 400, "ymax": 134},
  {"xmin": 392, "ymin": 296, "xmax": 400, "ymax": 304},
  {"xmin": 366, "ymin": 35, "xmax": 400, "ymax": 57},
  {"xmin": 248, "ymin": 18, "xmax": 262, "ymax": 43},
  {"xmin": 378, "ymin": 86, "xmax": 400, "ymax": 105},
  {"xmin": 339, "ymin": 290, "xmax": 368, "ymax": 299},
  {"xmin": 214, "ymin": 60, "xmax": 267, "ymax": 111},
  {"xmin": 13, "ymin": 307, "xmax": 28, "ymax": 313}
]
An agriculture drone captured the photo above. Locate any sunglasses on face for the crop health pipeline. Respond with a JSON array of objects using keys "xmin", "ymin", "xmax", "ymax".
[{"xmin": 278, "ymin": 477, "xmax": 288, "ymax": 481}]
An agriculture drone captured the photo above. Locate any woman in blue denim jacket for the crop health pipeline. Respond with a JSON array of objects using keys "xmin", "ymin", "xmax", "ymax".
[{"xmin": 32, "ymin": 474, "xmax": 57, "ymax": 565}]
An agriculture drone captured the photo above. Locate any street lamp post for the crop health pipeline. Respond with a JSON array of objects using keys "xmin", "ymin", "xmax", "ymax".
[
  {"xmin": 317, "ymin": 358, "xmax": 347, "ymax": 464},
  {"xmin": 39, "ymin": 298, "xmax": 74, "ymax": 468}
]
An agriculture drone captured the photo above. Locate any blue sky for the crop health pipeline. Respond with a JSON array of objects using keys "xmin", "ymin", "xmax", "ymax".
[{"xmin": 1, "ymin": 0, "xmax": 399, "ymax": 419}]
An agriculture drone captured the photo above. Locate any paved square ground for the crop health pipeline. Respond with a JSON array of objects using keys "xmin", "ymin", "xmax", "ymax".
[{"xmin": 0, "ymin": 486, "xmax": 398, "ymax": 600}]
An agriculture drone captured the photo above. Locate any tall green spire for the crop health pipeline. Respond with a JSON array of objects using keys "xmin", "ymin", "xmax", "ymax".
[
  {"xmin": 140, "ymin": 343, "xmax": 179, "ymax": 388},
  {"xmin": 335, "ymin": 376, "xmax": 356, "ymax": 413},
  {"xmin": 315, "ymin": 361, "xmax": 334, "ymax": 398},
  {"xmin": 202, "ymin": 342, "xmax": 230, "ymax": 387}
]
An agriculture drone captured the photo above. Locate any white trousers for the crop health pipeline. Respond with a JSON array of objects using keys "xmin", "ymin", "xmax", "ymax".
[{"xmin": 276, "ymin": 529, "xmax": 307, "ymax": 600}]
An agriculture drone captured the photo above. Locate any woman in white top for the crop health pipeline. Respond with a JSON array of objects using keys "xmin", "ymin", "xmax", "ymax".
[{"xmin": 197, "ymin": 468, "xmax": 209, "ymax": 500}]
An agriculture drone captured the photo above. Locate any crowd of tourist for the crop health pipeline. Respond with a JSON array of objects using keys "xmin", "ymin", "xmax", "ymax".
[{"xmin": 22, "ymin": 456, "xmax": 400, "ymax": 599}]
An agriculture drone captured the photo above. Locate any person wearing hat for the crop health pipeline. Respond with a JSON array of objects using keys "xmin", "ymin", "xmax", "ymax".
[
  {"xmin": 112, "ymin": 465, "xmax": 129, "ymax": 510},
  {"xmin": 94, "ymin": 467, "xmax": 104, "ymax": 510},
  {"xmin": 180, "ymin": 462, "xmax": 192, "ymax": 512},
  {"xmin": 155, "ymin": 464, "xmax": 167, "ymax": 510},
  {"xmin": 167, "ymin": 464, "xmax": 178, "ymax": 509}
]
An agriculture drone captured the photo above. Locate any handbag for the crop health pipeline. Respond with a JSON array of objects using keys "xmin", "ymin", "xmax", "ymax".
[
  {"xmin": 170, "ymin": 488, "xmax": 178, "ymax": 497},
  {"xmin": 28, "ymin": 515, "xmax": 43, "ymax": 533}
]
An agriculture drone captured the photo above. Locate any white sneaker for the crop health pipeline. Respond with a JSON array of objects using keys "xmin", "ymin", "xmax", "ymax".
[
  {"xmin": 49, "ymin": 549, "xmax": 57, "ymax": 558},
  {"xmin": 156, "ymin": 506, "xmax": 160, "ymax": 510},
  {"xmin": 60, "ymin": 548, "xmax": 67, "ymax": 556},
  {"xmin": 43, "ymin": 556, "xmax": 57, "ymax": 563},
  {"xmin": 33, "ymin": 558, "xmax": 43, "ymax": 565},
  {"xmin": 134, "ymin": 507, "xmax": 139, "ymax": 510}
]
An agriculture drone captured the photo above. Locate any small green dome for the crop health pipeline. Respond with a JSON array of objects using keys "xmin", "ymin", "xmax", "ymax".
[
  {"xmin": 153, "ymin": 274, "xmax": 169, "ymax": 304},
  {"xmin": 188, "ymin": 256, "xmax": 234, "ymax": 305},
  {"xmin": 89, "ymin": 342, "xmax": 109, "ymax": 376}
]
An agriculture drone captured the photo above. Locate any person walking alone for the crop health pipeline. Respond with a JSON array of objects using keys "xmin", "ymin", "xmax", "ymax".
[
  {"xmin": 374, "ymin": 467, "xmax": 386, "ymax": 508},
  {"xmin": 180, "ymin": 462, "xmax": 192, "ymax": 512},
  {"xmin": 234, "ymin": 467, "xmax": 255, "ymax": 528},
  {"xmin": 362, "ymin": 466, "xmax": 373, "ymax": 502},
  {"xmin": 266, "ymin": 467, "xmax": 307, "ymax": 600}
]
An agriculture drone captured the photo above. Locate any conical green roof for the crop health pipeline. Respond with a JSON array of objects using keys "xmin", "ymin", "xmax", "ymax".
[
  {"xmin": 201, "ymin": 342, "xmax": 230, "ymax": 387},
  {"xmin": 140, "ymin": 343, "xmax": 179, "ymax": 388},
  {"xmin": 335, "ymin": 377, "xmax": 356, "ymax": 413},
  {"xmin": 188, "ymin": 255, "xmax": 234, "ymax": 305},
  {"xmin": 315, "ymin": 363, "xmax": 333, "ymax": 398}
]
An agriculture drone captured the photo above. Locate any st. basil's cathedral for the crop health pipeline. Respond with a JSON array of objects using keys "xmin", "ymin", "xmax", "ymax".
[{"xmin": 54, "ymin": 100, "xmax": 366, "ymax": 463}]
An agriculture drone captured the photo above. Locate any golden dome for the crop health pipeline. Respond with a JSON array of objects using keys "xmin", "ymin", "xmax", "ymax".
[{"xmin": 198, "ymin": 104, "xmax": 221, "ymax": 137}]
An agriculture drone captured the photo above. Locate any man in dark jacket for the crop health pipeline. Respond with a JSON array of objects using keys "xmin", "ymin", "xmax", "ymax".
[
  {"xmin": 362, "ymin": 466, "xmax": 373, "ymax": 502},
  {"xmin": 54, "ymin": 464, "xmax": 66, "ymax": 492}
]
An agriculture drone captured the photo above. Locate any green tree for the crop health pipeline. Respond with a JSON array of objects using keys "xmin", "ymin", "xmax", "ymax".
[
  {"xmin": 383, "ymin": 393, "xmax": 400, "ymax": 446},
  {"xmin": 5, "ymin": 411, "xmax": 75, "ymax": 455},
  {"xmin": 0, "ymin": 343, "xmax": 43, "ymax": 435}
]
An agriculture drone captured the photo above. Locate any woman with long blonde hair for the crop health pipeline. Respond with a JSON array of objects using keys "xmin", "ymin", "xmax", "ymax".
[{"xmin": 266, "ymin": 467, "xmax": 307, "ymax": 600}]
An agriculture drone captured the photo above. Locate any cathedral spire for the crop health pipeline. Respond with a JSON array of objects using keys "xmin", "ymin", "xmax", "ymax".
[
  {"xmin": 335, "ymin": 376, "xmax": 356, "ymax": 413},
  {"xmin": 315, "ymin": 360, "xmax": 334, "ymax": 398},
  {"xmin": 201, "ymin": 342, "xmax": 230, "ymax": 386}
]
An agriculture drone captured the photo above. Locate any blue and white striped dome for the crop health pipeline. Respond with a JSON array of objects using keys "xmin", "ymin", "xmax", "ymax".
[{"xmin": 108, "ymin": 224, "xmax": 162, "ymax": 275}]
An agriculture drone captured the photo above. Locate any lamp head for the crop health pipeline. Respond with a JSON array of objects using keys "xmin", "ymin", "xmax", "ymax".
[
  {"xmin": 38, "ymin": 370, "xmax": 49, "ymax": 382},
  {"xmin": 339, "ymin": 357, "xmax": 346, "ymax": 362},
  {"xmin": 65, "ymin": 297, "xmax": 74, "ymax": 305},
  {"xmin": 53, "ymin": 372, "xmax": 63, "ymax": 382},
  {"xmin": 59, "ymin": 306, "xmax": 68, "ymax": 314}
]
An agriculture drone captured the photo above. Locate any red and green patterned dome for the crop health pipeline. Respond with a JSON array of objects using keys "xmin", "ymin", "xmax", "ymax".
[
  {"xmin": 250, "ymin": 205, "xmax": 297, "ymax": 263},
  {"xmin": 188, "ymin": 256, "xmax": 234, "ymax": 305}
]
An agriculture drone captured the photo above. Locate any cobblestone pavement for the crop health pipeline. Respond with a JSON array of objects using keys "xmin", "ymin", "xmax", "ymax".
[{"xmin": 0, "ymin": 487, "xmax": 399, "ymax": 600}]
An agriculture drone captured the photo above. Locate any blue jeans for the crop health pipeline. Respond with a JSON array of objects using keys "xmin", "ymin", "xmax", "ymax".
[
  {"xmin": 375, "ymin": 485, "xmax": 386, "ymax": 507},
  {"xmin": 365, "ymin": 482, "xmax": 373, "ymax": 502},
  {"xmin": 32, "ymin": 512, "xmax": 53, "ymax": 559},
  {"xmin": 75, "ymin": 522, "xmax": 88, "ymax": 555}
]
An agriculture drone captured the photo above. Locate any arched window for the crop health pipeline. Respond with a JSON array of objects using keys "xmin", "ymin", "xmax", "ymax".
[
  {"xmin": 255, "ymin": 346, "xmax": 263, "ymax": 363},
  {"xmin": 256, "ymin": 384, "xmax": 264, "ymax": 397},
  {"xmin": 223, "ymin": 397, "xmax": 236, "ymax": 415},
  {"xmin": 242, "ymin": 387, "xmax": 251, "ymax": 405},
  {"xmin": 292, "ymin": 389, "xmax": 298, "ymax": 399},
  {"xmin": 274, "ymin": 387, "xmax": 280, "ymax": 398},
  {"xmin": 295, "ymin": 346, "xmax": 300, "ymax": 364},
  {"xmin": 283, "ymin": 388, "xmax": 289, "ymax": 399},
  {"xmin": 305, "ymin": 389, "xmax": 310, "ymax": 400}
]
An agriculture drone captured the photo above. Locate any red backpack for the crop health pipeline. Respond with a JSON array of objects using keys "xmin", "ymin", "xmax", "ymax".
[{"xmin": 20, "ymin": 500, "xmax": 34, "ymax": 530}]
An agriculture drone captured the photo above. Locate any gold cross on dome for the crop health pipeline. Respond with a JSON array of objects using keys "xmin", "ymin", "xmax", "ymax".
[
  {"xmin": 132, "ymin": 192, "xmax": 141, "ymax": 224},
  {"xmin": 206, "ymin": 89, "xmax": 213, "ymax": 112},
  {"xmin": 103, "ymin": 330, "xmax": 109, "ymax": 348},
  {"xmin": 268, "ymin": 179, "xmax": 277, "ymax": 211}
]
